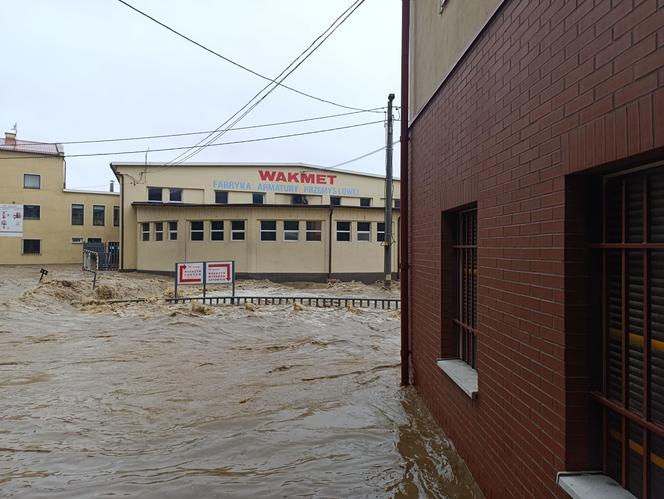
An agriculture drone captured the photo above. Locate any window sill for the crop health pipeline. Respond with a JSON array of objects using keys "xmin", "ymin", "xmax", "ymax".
[
  {"xmin": 436, "ymin": 359, "xmax": 478, "ymax": 399},
  {"xmin": 557, "ymin": 472, "xmax": 636, "ymax": 499}
]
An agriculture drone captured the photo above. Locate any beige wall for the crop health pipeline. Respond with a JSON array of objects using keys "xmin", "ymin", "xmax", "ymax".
[
  {"xmin": 114, "ymin": 163, "xmax": 400, "ymax": 276},
  {"xmin": 0, "ymin": 151, "xmax": 120, "ymax": 264},
  {"xmin": 410, "ymin": 0, "xmax": 503, "ymax": 121}
]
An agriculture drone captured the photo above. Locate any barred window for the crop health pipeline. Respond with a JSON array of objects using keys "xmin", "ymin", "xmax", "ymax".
[
  {"xmin": 24, "ymin": 205, "xmax": 40, "ymax": 220},
  {"xmin": 454, "ymin": 208, "xmax": 477, "ymax": 369},
  {"xmin": 93, "ymin": 205, "xmax": 105, "ymax": 226},
  {"xmin": 71, "ymin": 204, "xmax": 84, "ymax": 225},
  {"xmin": 593, "ymin": 166, "xmax": 664, "ymax": 498}
]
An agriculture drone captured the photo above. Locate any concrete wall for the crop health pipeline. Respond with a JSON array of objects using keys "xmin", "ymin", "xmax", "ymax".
[
  {"xmin": 409, "ymin": 0, "xmax": 503, "ymax": 121},
  {"xmin": 408, "ymin": 0, "xmax": 664, "ymax": 497},
  {"xmin": 115, "ymin": 164, "xmax": 400, "ymax": 276},
  {"xmin": 0, "ymin": 151, "xmax": 120, "ymax": 264}
]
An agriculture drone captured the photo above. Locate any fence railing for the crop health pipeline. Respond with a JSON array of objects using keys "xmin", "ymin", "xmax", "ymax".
[{"xmin": 98, "ymin": 295, "xmax": 400, "ymax": 309}]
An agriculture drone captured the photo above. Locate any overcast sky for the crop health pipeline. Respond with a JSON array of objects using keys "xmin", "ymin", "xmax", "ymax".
[{"xmin": 0, "ymin": 0, "xmax": 401, "ymax": 191}]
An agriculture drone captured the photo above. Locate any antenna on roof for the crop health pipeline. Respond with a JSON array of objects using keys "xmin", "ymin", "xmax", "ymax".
[{"xmin": 11, "ymin": 123, "xmax": 17, "ymax": 133}]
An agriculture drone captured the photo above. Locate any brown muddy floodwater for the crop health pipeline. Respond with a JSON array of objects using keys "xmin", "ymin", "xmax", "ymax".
[{"xmin": 0, "ymin": 266, "xmax": 482, "ymax": 498}]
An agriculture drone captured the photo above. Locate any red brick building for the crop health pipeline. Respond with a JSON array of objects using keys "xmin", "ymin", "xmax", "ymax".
[{"xmin": 401, "ymin": 0, "xmax": 664, "ymax": 497}]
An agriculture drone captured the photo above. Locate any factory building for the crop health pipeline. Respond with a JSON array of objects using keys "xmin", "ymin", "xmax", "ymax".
[
  {"xmin": 112, "ymin": 162, "xmax": 399, "ymax": 281},
  {"xmin": 404, "ymin": 0, "xmax": 664, "ymax": 498},
  {"xmin": 0, "ymin": 130, "xmax": 120, "ymax": 264}
]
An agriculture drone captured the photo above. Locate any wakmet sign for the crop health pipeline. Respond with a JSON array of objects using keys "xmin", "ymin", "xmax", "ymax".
[{"xmin": 212, "ymin": 170, "xmax": 361, "ymax": 196}]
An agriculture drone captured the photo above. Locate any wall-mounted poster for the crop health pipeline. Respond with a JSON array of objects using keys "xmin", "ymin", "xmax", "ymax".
[{"xmin": 0, "ymin": 204, "xmax": 23, "ymax": 237}]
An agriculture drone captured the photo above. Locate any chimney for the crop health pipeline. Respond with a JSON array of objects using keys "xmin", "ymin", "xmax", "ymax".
[
  {"xmin": 5, "ymin": 124, "xmax": 17, "ymax": 145},
  {"xmin": 109, "ymin": 180, "xmax": 115, "ymax": 193}
]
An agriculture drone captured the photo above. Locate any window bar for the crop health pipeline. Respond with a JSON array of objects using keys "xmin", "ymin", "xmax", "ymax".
[
  {"xmin": 621, "ymin": 178, "xmax": 628, "ymax": 489},
  {"xmin": 642, "ymin": 173, "xmax": 650, "ymax": 498}
]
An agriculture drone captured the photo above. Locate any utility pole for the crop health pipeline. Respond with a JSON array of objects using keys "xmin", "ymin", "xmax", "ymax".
[{"xmin": 384, "ymin": 93, "xmax": 395, "ymax": 289}]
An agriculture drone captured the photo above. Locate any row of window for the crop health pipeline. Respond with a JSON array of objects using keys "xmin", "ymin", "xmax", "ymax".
[
  {"xmin": 19, "ymin": 204, "xmax": 119, "ymax": 227},
  {"xmin": 71, "ymin": 204, "xmax": 119, "ymax": 227},
  {"xmin": 147, "ymin": 187, "xmax": 400, "ymax": 208},
  {"xmin": 20, "ymin": 237, "xmax": 109, "ymax": 254},
  {"xmin": 139, "ymin": 220, "xmax": 388, "ymax": 243}
]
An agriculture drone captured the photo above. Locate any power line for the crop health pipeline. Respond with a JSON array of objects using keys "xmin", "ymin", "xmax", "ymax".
[
  {"xmin": 0, "ymin": 120, "xmax": 384, "ymax": 160},
  {"xmin": 328, "ymin": 141, "xmax": 399, "ymax": 169},
  {"xmin": 166, "ymin": 0, "xmax": 367, "ymax": 167},
  {"xmin": 56, "ymin": 108, "xmax": 385, "ymax": 145},
  {"xmin": 115, "ymin": 0, "xmax": 377, "ymax": 114}
]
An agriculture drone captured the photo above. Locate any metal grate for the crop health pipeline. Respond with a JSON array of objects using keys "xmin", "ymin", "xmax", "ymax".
[
  {"xmin": 165, "ymin": 295, "xmax": 400, "ymax": 309},
  {"xmin": 454, "ymin": 208, "xmax": 477, "ymax": 368},
  {"xmin": 594, "ymin": 166, "xmax": 664, "ymax": 498}
]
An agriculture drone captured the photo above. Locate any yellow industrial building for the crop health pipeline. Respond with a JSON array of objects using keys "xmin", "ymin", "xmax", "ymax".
[
  {"xmin": 112, "ymin": 162, "xmax": 400, "ymax": 281},
  {"xmin": 0, "ymin": 131, "xmax": 120, "ymax": 264}
]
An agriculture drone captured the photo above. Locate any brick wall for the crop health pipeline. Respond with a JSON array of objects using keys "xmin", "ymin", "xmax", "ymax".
[{"xmin": 408, "ymin": 0, "xmax": 664, "ymax": 497}]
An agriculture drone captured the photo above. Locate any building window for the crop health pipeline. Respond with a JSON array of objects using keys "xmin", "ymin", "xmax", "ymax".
[
  {"xmin": 253, "ymin": 193, "xmax": 265, "ymax": 205},
  {"xmin": 71, "ymin": 237, "xmax": 84, "ymax": 244},
  {"xmin": 93, "ymin": 205, "xmax": 105, "ymax": 226},
  {"xmin": 71, "ymin": 204, "xmax": 84, "ymax": 225},
  {"xmin": 592, "ymin": 166, "xmax": 664, "ymax": 497},
  {"xmin": 211, "ymin": 220, "xmax": 224, "ymax": 241},
  {"xmin": 377, "ymin": 222, "xmax": 386, "ymax": 242},
  {"xmin": 306, "ymin": 221, "xmax": 322, "ymax": 241},
  {"xmin": 148, "ymin": 187, "xmax": 162, "ymax": 202},
  {"xmin": 23, "ymin": 205, "xmax": 40, "ymax": 220},
  {"xmin": 330, "ymin": 196, "xmax": 341, "ymax": 206},
  {"xmin": 284, "ymin": 220, "xmax": 299, "ymax": 241},
  {"xmin": 22, "ymin": 239, "xmax": 40, "ymax": 254},
  {"xmin": 360, "ymin": 197, "xmax": 371, "ymax": 207},
  {"xmin": 141, "ymin": 223, "xmax": 150, "ymax": 241},
  {"xmin": 394, "ymin": 199, "xmax": 401, "ymax": 209},
  {"xmin": 113, "ymin": 206, "xmax": 120, "ymax": 227},
  {"xmin": 231, "ymin": 220, "xmax": 245, "ymax": 241},
  {"xmin": 169, "ymin": 188, "xmax": 182, "ymax": 202},
  {"xmin": 336, "ymin": 221, "xmax": 351, "ymax": 242},
  {"xmin": 154, "ymin": 222, "xmax": 164, "ymax": 241},
  {"xmin": 191, "ymin": 221, "xmax": 204, "ymax": 241},
  {"xmin": 23, "ymin": 174, "xmax": 40, "ymax": 189},
  {"xmin": 453, "ymin": 208, "xmax": 477, "ymax": 369},
  {"xmin": 260, "ymin": 220, "xmax": 277, "ymax": 241},
  {"xmin": 215, "ymin": 191, "xmax": 228, "ymax": 204},
  {"xmin": 168, "ymin": 221, "xmax": 177, "ymax": 240},
  {"xmin": 292, "ymin": 195, "xmax": 308, "ymax": 205},
  {"xmin": 87, "ymin": 237, "xmax": 102, "ymax": 244},
  {"xmin": 357, "ymin": 222, "xmax": 371, "ymax": 241}
]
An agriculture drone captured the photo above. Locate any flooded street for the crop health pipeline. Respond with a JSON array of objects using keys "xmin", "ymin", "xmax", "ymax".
[{"xmin": 0, "ymin": 266, "xmax": 481, "ymax": 498}]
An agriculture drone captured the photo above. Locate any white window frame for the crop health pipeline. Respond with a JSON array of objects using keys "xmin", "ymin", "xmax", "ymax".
[
  {"xmin": 260, "ymin": 220, "xmax": 277, "ymax": 241},
  {"xmin": 210, "ymin": 220, "xmax": 224, "ymax": 241},
  {"xmin": 154, "ymin": 222, "xmax": 164, "ymax": 241},
  {"xmin": 141, "ymin": 223, "xmax": 150, "ymax": 241},
  {"xmin": 23, "ymin": 174, "xmax": 40, "ymax": 189},
  {"xmin": 190, "ymin": 221, "xmax": 204, "ymax": 241},
  {"xmin": 284, "ymin": 220, "xmax": 299, "ymax": 241},
  {"xmin": 168, "ymin": 221, "xmax": 177, "ymax": 241},
  {"xmin": 306, "ymin": 221, "xmax": 322, "ymax": 242},
  {"xmin": 336, "ymin": 221, "xmax": 351, "ymax": 242},
  {"xmin": 357, "ymin": 221, "xmax": 371, "ymax": 242},
  {"xmin": 71, "ymin": 237, "xmax": 84, "ymax": 244},
  {"xmin": 377, "ymin": 222, "xmax": 386, "ymax": 242},
  {"xmin": 231, "ymin": 220, "xmax": 245, "ymax": 241}
]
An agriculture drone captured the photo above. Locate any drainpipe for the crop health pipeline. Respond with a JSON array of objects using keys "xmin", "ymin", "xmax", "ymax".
[
  {"xmin": 400, "ymin": 0, "xmax": 410, "ymax": 387},
  {"xmin": 328, "ymin": 208, "xmax": 333, "ymax": 280}
]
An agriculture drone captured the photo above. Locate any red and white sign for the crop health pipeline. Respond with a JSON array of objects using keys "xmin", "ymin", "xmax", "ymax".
[
  {"xmin": 206, "ymin": 261, "xmax": 234, "ymax": 284},
  {"xmin": 176, "ymin": 262, "xmax": 204, "ymax": 285}
]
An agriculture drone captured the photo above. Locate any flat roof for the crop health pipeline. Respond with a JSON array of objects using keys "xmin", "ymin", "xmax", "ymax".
[
  {"xmin": 63, "ymin": 189, "xmax": 120, "ymax": 196},
  {"xmin": 111, "ymin": 162, "xmax": 400, "ymax": 181}
]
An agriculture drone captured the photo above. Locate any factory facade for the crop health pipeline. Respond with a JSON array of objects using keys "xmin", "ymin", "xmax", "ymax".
[
  {"xmin": 112, "ymin": 162, "xmax": 400, "ymax": 281},
  {"xmin": 404, "ymin": 0, "xmax": 664, "ymax": 498},
  {"xmin": 0, "ymin": 131, "xmax": 120, "ymax": 264}
]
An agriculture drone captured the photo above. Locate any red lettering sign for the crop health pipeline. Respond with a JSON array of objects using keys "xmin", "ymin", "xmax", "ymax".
[{"xmin": 257, "ymin": 170, "xmax": 337, "ymax": 185}]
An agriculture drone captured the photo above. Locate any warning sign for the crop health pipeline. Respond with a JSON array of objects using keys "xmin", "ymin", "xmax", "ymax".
[
  {"xmin": 206, "ymin": 261, "xmax": 234, "ymax": 284},
  {"xmin": 0, "ymin": 204, "xmax": 23, "ymax": 237},
  {"xmin": 176, "ymin": 262, "xmax": 204, "ymax": 285}
]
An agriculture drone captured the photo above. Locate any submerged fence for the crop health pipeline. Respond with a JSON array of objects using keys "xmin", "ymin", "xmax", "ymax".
[{"xmin": 97, "ymin": 295, "xmax": 400, "ymax": 309}]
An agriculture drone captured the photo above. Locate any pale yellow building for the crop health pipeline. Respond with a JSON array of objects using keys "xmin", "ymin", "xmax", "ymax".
[
  {"xmin": 112, "ymin": 162, "xmax": 400, "ymax": 281},
  {"xmin": 0, "ymin": 131, "xmax": 120, "ymax": 264}
]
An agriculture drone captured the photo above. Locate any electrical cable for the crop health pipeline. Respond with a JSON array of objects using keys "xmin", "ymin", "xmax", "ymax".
[
  {"xmin": 115, "ymin": 0, "xmax": 377, "ymax": 114},
  {"xmin": 0, "ymin": 120, "xmax": 384, "ymax": 160},
  {"xmin": 165, "ymin": 0, "xmax": 367, "ymax": 167}
]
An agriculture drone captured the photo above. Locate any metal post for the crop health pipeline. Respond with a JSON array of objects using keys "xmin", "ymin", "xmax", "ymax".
[
  {"xmin": 203, "ymin": 262, "xmax": 207, "ymax": 300},
  {"xmin": 384, "ymin": 93, "xmax": 395, "ymax": 288},
  {"xmin": 232, "ymin": 260, "xmax": 236, "ymax": 304},
  {"xmin": 174, "ymin": 263, "xmax": 178, "ymax": 300}
]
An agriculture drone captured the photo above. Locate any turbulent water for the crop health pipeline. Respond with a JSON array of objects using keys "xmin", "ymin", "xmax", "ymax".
[{"xmin": 0, "ymin": 266, "xmax": 481, "ymax": 498}]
